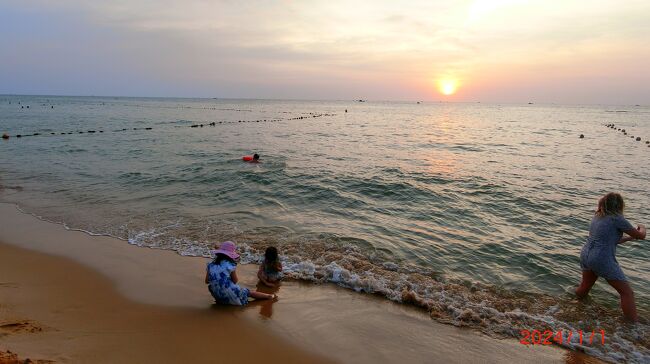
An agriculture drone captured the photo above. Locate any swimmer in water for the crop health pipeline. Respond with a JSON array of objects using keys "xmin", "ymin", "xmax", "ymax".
[{"xmin": 250, "ymin": 153, "xmax": 260, "ymax": 163}]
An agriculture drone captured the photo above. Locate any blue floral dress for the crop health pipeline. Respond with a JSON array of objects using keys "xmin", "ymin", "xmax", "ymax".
[{"xmin": 206, "ymin": 260, "xmax": 250, "ymax": 306}]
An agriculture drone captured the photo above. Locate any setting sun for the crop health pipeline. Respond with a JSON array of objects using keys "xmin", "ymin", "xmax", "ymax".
[{"xmin": 437, "ymin": 79, "xmax": 459, "ymax": 96}]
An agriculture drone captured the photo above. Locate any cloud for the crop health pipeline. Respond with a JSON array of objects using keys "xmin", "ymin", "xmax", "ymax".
[{"xmin": 1, "ymin": 0, "xmax": 649, "ymax": 102}]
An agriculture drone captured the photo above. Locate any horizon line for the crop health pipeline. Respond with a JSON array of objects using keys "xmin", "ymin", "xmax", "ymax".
[{"xmin": 0, "ymin": 93, "xmax": 646, "ymax": 108}]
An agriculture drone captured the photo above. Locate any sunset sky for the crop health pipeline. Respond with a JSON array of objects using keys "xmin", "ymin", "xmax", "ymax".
[{"xmin": 1, "ymin": 0, "xmax": 649, "ymax": 104}]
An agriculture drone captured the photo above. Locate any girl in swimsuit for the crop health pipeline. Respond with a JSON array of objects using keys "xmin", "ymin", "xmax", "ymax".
[{"xmin": 258, "ymin": 246, "xmax": 283, "ymax": 287}]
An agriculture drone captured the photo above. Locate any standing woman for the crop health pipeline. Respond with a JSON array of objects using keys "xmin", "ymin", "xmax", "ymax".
[{"xmin": 576, "ymin": 192, "xmax": 646, "ymax": 321}]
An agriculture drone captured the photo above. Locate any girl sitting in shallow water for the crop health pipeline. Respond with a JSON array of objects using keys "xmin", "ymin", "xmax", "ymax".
[
  {"xmin": 576, "ymin": 192, "xmax": 646, "ymax": 322},
  {"xmin": 205, "ymin": 241, "xmax": 277, "ymax": 305},
  {"xmin": 258, "ymin": 247, "xmax": 283, "ymax": 287}
]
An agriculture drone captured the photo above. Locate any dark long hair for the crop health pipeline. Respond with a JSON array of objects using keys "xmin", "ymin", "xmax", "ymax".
[
  {"xmin": 264, "ymin": 247, "xmax": 279, "ymax": 266},
  {"xmin": 595, "ymin": 192, "xmax": 625, "ymax": 217},
  {"xmin": 213, "ymin": 253, "xmax": 235, "ymax": 265}
]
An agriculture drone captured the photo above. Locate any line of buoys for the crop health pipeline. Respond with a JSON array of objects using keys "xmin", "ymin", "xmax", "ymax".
[
  {"xmin": 1, "ymin": 123, "xmax": 158, "ymax": 141},
  {"xmin": 3, "ymin": 109, "xmax": 338, "ymax": 142},
  {"xmin": 604, "ymin": 123, "xmax": 648, "ymax": 147},
  {"xmin": 186, "ymin": 112, "xmax": 335, "ymax": 128}
]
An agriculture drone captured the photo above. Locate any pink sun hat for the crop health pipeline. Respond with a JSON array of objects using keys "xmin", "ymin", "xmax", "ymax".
[{"xmin": 212, "ymin": 241, "xmax": 240, "ymax": 260}]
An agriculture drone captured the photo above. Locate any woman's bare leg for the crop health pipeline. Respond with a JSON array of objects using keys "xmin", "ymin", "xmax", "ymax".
[
  {"xmin": 606, "ymin": 280, "xmax": 638, "ymax": 322},
  {"xmin": 576, "ymin": 270, "xmax": 598, "ymax": 298},
  {"xmin": 249, "ymin": 290, "xmax": 275, "ymax": 300}
]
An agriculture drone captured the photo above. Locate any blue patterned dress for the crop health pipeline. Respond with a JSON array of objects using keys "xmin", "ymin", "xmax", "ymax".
[{"xmin": 206, "ymin": 260, "xmax": 250, "ymax": 306}]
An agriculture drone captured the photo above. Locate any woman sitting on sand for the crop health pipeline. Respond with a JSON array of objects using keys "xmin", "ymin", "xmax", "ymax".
[
  {"xmin": 576, "ymin": 192, "xmax": 646, "ymax": 321},
  {"xmin": 205, "ymin": 241, "xmax": 277, "ymax": 305}
]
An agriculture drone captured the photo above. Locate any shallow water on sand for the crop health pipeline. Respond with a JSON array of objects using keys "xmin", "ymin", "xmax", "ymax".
[{"xmin": 1, "ymin": 96, "xmax": 649, "ymax": 362}]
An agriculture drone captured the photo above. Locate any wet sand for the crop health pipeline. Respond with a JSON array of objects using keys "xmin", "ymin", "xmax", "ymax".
[{"xmin": 0, "ymin": 203, "xmax": 603, "ymax": 363}]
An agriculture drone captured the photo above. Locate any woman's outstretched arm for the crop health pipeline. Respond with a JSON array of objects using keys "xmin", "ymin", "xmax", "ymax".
[{"xmin": 622, "ymin": 224, "xmax": 646, "ymax": 243}]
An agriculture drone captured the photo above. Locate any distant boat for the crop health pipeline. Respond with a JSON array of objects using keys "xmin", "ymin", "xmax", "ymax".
[
  {"xmin": 528, "ymin": 102, "xmax": 533, "ymax": 104},
  {"xmin": 357, "ymin": 99, "xmax": 366, "ymax": 102},
  {"xmin": 417, "ymin": 101, "xmax": 421, "ymax": 104}
]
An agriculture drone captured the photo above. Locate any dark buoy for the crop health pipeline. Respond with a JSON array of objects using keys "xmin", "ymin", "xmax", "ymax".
[
  {"xmin": 579, "ymin": 134, "xmax": 584, "ymax": 139},
  {"xmin": 2, "ymin": 133, "xmax": 9, "ymax": 139},
  {"xmin": 345, "ymin": 109, "xmax": 348, "ymax": 113},
  {"xmin": 636, "ymin": 137, "xmax": 641, "ymax": 141},
  {"xmin": 51, "ymin": 106, "xmax": 54, "ymax": 109}
]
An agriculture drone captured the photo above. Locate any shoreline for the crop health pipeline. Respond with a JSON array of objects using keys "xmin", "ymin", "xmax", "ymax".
[{"xmin": 0, "ymin": 202, "xmax": 603, "ymax": 363}]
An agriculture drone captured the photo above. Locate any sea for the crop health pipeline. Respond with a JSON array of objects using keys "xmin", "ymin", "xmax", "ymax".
[{"xmin": 1, "ymin": 95, "xmax": 648, "ymax": 363}]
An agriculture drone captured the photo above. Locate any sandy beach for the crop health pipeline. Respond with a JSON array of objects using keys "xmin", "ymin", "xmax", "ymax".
[{"xmin": 0, "ymin": 203, "xmax": 603, "ymax": 363}]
